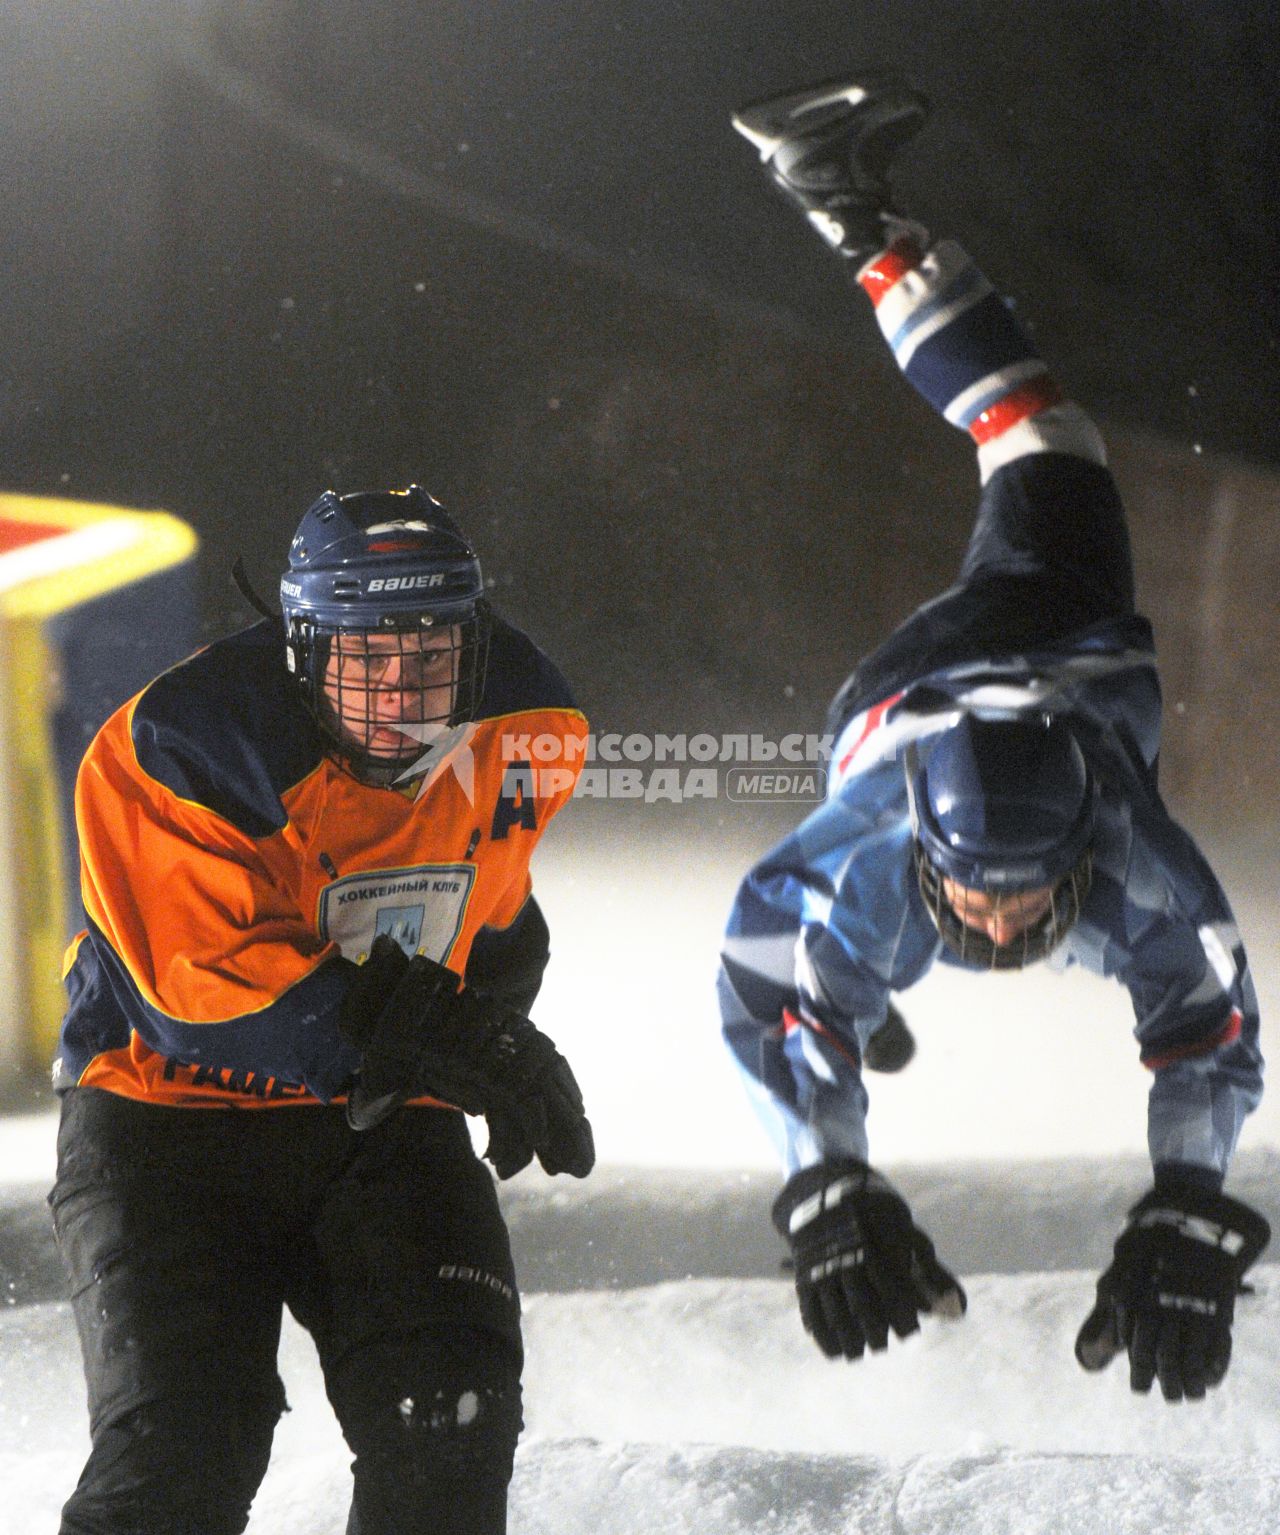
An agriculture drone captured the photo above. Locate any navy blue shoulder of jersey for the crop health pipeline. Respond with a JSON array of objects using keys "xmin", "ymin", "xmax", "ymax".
[
  {"xmin": 129, "ymin": 620, "xmax": 324, "ymax": 838},
  {"xmin": 827, "ymin": 606, "xmax": 1157, "ymax": 741},
  {"xmin": 477, "ymin": 613, "xmax": 577, "ymax": 718}
]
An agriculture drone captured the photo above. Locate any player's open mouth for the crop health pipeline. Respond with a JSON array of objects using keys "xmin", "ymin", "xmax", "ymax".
[{"xmin": 368, "ymin": 724, "xmax": 419, "ymax": 749}]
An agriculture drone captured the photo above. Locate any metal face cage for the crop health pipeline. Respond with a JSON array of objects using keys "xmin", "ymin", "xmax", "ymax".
[
  {"xmin": 291, "ymin": 608, "xmax": 489, "ymax": 787},
  {"xmin": 915, "ymin": 842, "xmax": 1094, "ymax": 971}
]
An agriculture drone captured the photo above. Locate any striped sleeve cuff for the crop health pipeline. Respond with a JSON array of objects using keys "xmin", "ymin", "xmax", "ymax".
[
  {"xmin": 858, "ymin": 238, "xmax": 1107, "ymax": 480},
  {"xmin": 975, "ymin": 401, "xmax": 1107, "ymax": 484}
]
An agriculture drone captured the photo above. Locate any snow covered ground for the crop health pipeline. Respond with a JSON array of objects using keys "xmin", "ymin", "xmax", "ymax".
[
  {"xmin": 3, "ymin": 830, "xmax": 1278, "ymax": 1532},
  {"xmin": 4, "ymin": 1255, "xmax": 1279, "ymax": 1532}
]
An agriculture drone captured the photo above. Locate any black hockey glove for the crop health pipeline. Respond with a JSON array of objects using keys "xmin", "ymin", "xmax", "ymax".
[
  {"xmin": 337, "ymin": 932, "xmax": 413, "ymax": 1052},
  {"xmin": 1075, "ymin": 1182, "xmax": 1270, "ymax": 1402},
  {"xmin": 773, "ymin": 1159, "xmax": 966, "ymax": 1360},
  {"xmin": 343, "ymin": 937, "xmax": 595, "ymax": 1180},
  {"xmin": 457, "ymin": 1000, "xmax": 596, "ymax": 1181}
]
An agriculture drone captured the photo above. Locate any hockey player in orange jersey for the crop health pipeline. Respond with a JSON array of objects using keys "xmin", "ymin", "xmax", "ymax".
[{"xmin": 50, "ymin": 485, "xmax": 593, "ymax": 1535}]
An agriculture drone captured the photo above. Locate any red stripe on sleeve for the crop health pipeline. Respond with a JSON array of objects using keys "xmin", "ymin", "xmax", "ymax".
[
  {"xmin": 968, "ymin": 376, "xmax": 1064, "ymax": 443},
  {"xmin": 782, "ymin": 1006, "xmax": 862, "ymax": 1071},
  {"xmin": 857, "ymin": 238, "xmax": 924, "ymax": 306},
  {"xmin": 1142, "ymin": 1008, "xmax": 1244, "ymax": 1072}
]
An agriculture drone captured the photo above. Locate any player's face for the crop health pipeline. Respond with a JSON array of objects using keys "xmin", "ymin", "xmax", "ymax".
[
  {"xmin": 321, "ymin": 627, "xmax": 459, "ymax": 756},
  {"xmin": 939, "ymin": 877, "xmax": 1057, "ymax": 948}
]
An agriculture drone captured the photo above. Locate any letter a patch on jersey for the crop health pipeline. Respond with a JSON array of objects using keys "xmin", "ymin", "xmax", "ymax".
[{"xmin": 491, "ymin": 760, "xmax": 538, "ymax": 840}]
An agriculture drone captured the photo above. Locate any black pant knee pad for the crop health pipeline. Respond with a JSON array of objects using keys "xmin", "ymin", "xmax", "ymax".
[{"xmin": 333, "ymin": 1327, "xmax": 523, "ymax": 1493}]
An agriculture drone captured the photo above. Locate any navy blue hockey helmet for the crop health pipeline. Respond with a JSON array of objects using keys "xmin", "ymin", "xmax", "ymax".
[
  {"xmin": 910, "ymin": 714, "xmax": 1095, "ymax": 969},
  {"xmin": 280, "ymin": 486, "xmax": 489, "ymax": 786}
]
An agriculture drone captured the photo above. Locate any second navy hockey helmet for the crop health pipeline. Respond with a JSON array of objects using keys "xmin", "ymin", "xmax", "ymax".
[{"xmin": 910, "ymin": 713, "xmax": 1095, "ymax": 969}]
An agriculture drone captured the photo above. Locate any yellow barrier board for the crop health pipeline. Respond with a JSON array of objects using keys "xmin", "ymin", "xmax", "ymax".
[{"xmin": 0, "ymin": 494, "xmax": 198, "ymax": 1077}]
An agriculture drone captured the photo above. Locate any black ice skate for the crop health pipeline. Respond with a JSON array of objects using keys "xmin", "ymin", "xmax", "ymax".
[
  {"xmin": 862, "ymin": 1002, "xmax": 916, "ymax": 1074},
  {"xmin": 732, "ymin": 73, "xmax": 929, "ymax": 264}
]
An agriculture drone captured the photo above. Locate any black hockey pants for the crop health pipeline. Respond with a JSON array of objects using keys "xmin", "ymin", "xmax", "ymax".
[
  {"xmin": 50, "ymin": 1088, "xmax": 523, "ymax": 1535},
  {"xmin": 827, "ymin": 450, "xmax": 1141, "ymax": 737}
]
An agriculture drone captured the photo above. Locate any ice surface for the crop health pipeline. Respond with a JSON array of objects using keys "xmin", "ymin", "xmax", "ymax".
[{"xmin": 4, "ymin": 1266, "xmax": 1278, "ymax": 1534}]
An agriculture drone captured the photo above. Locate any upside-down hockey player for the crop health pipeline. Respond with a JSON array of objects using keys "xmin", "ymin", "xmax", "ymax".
[
  {"xmin": 718, "ymin": 75, "xmax": 1267, "ymax": 1404},
  {"xmin": 50, "ymin": 487, "xmax": 593, "ymax": 1533}
]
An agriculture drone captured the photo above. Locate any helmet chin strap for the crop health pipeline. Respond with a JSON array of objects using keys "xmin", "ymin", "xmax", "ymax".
[{"xmin": 231, "ymin": 557, "xmax": 279, "ymax": 620}]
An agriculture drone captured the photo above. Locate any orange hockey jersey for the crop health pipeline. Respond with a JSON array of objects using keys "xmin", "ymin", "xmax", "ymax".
[{"xmin": 55, "ymin": 615, "xmax": 586, "ymax": 1108}]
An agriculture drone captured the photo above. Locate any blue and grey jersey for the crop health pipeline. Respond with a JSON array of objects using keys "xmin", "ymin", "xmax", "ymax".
[
  {"xmin": 720, "ymin": 629, "xmax": 1262, "ymax": 1181},
  {"xmin": 719, "ymin": 238, "xmax": 1262, "ymax": 1184}
]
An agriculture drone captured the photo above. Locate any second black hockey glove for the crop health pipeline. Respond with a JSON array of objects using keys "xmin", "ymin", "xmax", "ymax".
[
  {"xmin": 1075, "ymin": 1181, "xmax": 1269, "ymax": 1402},
  {"xmin": 460, "ymin": 1001, "xmax": 596, "ymax": 1181},
  {"xmin": 773, "ymin": 1159, "xmax": 966, "ymax": 1360},
  {"xmin": 345, "ymin": 941, "xmax": 595, "ymax": 1180}
]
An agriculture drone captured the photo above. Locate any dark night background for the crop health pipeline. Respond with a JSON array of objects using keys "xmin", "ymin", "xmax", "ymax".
[{"xmin": 2, "ymin": 0, "xmax": 1278, "ymax": 829}]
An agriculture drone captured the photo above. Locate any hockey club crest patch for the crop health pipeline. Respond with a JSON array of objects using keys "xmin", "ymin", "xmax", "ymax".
[{"xmin": 318, "ymin": 863, "xmax": 476, "ymax": 963}]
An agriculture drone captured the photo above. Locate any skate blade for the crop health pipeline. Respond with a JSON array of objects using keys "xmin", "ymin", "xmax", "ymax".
[{"xmin": 731, "ymin": 80, "xmax": 879, "ymax": 160}]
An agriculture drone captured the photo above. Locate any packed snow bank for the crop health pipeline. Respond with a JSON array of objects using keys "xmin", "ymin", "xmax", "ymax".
[
  {"xmin": 6, "ymin": 1269, "xmax": 1278, "ymax": 1534},
  {"xmin": 510, "ymin": 1441, "xmax": 1280, "ymax": 1535},
  {"xmin": 518, "ymin": 1273, "xmax": 1280, "ymax": 1458}
]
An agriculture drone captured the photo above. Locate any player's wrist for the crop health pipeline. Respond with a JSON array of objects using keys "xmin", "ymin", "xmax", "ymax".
[{"xmin": 1152, "ymin": 1159, "xmax": 1224, "ymax": 1196}]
